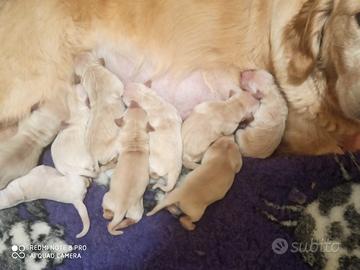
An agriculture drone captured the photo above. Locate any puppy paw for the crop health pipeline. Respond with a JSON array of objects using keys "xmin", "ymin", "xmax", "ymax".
[
  {"xmin": 179, "ymin": 216, "xmax": 196, "ymax": 231},
  {"xmin": 107, "ymin": 224, "xmax": 124, "ymax": 236},
  {"xmin": 103, "ymin": 209, "xmax": 114, "ymax": 220},
  {"xmin": 84, "ymin": 177, "xmax": 92, "ymax": 188}
]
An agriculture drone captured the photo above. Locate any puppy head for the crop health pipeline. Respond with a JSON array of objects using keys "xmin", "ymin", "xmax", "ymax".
[
  {"xmin": 74, "ymin": 51, "xmax": 103, "ymax": 76},
  {"xmin": 114, "ymin": 106, "xmax": 155, "ymax": 133},
  {"xmin": 123, "ymin": 83, "xmax": 152, "ymax": 107},
  {"xmin": 285, "ymin": 0, "xmax": 360, "ymax": 121}
]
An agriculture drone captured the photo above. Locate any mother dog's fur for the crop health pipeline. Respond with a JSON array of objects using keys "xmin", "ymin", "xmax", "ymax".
[{"xmin": 0, "ymin": 0, "xmax": 360, "ymax": 156}]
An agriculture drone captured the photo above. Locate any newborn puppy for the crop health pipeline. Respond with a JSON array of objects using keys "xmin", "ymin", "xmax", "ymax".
[
  {"xmin": 182, "ymin": 89, "xmax": 259, "ymax": 169},
  {"xmin": 51, "ymin": 84, "xmax": 97, "ymax": 177},
  {"xmin": 75, "ymin": 52, "xmax": 126, "ymax": 167},
  {"xmin": 236, "ymin": 70, "xmax": 288, "ymax": 158},
  {"xmin": 147, "ymin": 136, "xmax": 242, "ymax": 230},
  {"xmin": 102, "ymin": 102, "xmax": 154, "ymax": 236},
  {"xmin": 0, "ymin": 165, "xmax": 90, "ymax": 238},
  {"xmin": 123, "ymin": 83, "xmax": 182, "ymax": 192},
  {"xmin": 0, "ymin": 103, "xmax": 63, "ymax": 190}
]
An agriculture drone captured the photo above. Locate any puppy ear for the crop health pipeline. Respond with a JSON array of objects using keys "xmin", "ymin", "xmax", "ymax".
[
  {"xmin": 228, "ymin": 90, "xmax": 236, "ymax": 98},
  {"xmin": 129, "ymin": 100, "xmax": 140, "ymax": 108},
  {"xmin": 114, "ymin": 117, "xmax": 125, "ymax": 127},
  {"xmin": 73, "ymin": 74, "xmax": 81, "ymax": 84},
  {"xmin": 30, "ymin": 102, "xmax": 40, "ymax": 113},
  {"xmin": 98, "ymin": 58, "xmax": 105, "ymax": 66},
  {"xmin": 85, "ymin": 97, "xmax": 91, "ymax": 109},
  {"xmin": 284, "ymin": 0, "xmax": 333, "ymax": 84},
  {"xmin": 144, "ymin": 80, "xmax": 152, "ymax": 88},
  {"xmin": 60, "ymin": 121, "xmax": 70, "ymax": 130},
  {"xmin": 146, "ymin": 122, "xmax": 155, "ymax": 132}
]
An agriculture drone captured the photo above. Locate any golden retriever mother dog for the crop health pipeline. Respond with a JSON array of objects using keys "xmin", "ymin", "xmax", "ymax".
[{"xmin": 0, "ymin": 0, "xmax": 360, "ymax": 186}]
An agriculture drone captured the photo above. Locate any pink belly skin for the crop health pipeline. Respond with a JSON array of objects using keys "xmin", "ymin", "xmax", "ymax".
[{"xmin": 95, "ymin": 48, "xmax": 242, "ymax": 119}]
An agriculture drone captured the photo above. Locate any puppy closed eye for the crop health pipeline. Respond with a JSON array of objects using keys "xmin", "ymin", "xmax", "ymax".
[{"xmin": 355, "ymin": 13, "xmax": 360, "ymax": 27}]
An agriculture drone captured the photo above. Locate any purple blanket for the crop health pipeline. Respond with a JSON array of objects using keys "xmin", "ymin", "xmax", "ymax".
[{"xmin": 39, "ymin": 150, "xmax": 360, "ymax": 270}]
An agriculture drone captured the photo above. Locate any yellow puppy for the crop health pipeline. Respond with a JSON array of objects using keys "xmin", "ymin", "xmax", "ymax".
[
  {"xmin": 147, "ymin": 135, "xmax": 242, "ymax": 231},
  {"xmin": 0, "ymin": 103, "xmax": 64, "ymax": 189},
  {"xmin": 123, "ymin": 83, "xmax": 182, "ymax": 192},
  {"xmin": 182, "ymin": 90, "xmax": 258, "ymax": 169},
  {"xmin": 236, "ymin": 70, "xmax": 288, "ymax": 158},
  {"xmin": 75, "ymin": 52, "xmax": 126, "ymax": 167},
  {"xmin": 51, "ymin": 84, "xmax": 97, "ymax": 177},
  {"xmin": 0, "ymin": 165, "xmax": 90, "ymax": 238},
  {"xmin": 102, "ymin": 101, "xmax": 154, "ymax": 236}
]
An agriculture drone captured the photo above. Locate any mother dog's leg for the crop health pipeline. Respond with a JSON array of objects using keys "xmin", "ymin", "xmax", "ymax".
[{"xmin": 0, "ymin": 102, "xmax": 66, "ymax": 189}]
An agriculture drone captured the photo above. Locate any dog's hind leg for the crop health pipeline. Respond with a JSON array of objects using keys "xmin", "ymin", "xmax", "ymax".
[{"xmin": 180, "ymin": 205, "xmax": 206, "ymax": 231}]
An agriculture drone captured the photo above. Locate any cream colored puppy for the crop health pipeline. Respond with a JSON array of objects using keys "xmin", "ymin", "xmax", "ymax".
[
  {"xmin": 0, "ymin": 104, "xmax": 63, "ymax": 190},
  {"xmin": 147, "ymin": 136, "xmax": 242, "ymax": 230},
  {"xmin": 51, "ymin": 84, "xmax": 97, "ymax": 177},
  {"xmin": 102, "ymin": 102, "xmax": 154, "ymax": 236},
  {"xmin": 0, "ymin": 165, "xmax": 90, "ymax": 238},
  {"xmin": 123, "ymin": 83, "xmax": 182, "ymax": 192},
  {"xmin": 236, "ymin": 70, "xmax": 288, "ymax": 158},
  {"xmin": 75, "ymin": 52, "xmax": 126, "ymax": 167},
  {"xmin": 182, "ymin": 90, "xmax": 259, "ymax": 169}
]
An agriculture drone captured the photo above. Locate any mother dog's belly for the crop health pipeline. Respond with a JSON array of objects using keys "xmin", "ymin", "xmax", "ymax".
[{"xmin": 96, "ymin": 48, "xmax": 242, "ymax": 119}]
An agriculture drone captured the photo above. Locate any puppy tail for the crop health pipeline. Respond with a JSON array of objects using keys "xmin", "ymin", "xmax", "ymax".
[
  {"xmin": 146, "ymin": 191, "xmax": 179, "ymax": 216},
  {"xmin": 74, "ymin": 201, "xmax": 90, "ymax": 238}
]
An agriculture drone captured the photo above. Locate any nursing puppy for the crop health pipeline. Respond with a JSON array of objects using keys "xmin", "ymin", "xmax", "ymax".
[
  {"xmin": 182, "ymin": 90, "xmax": 259, "ymax": 169},
  {"xmin": 147, "ymin": 136, "xmax": 242, "ymax": 230},
  {"xmin": 51, "ymin": 84, "xmax": 97, "ymax": 177},
  {"xmin": 123, "ymin": 83, "xmax": 182, "ymax": 192},
  {"xmin": 102, "ymin": 102, "xmax": 154, "ymax": 236},
  {"xmin": 236, "ymin": 70, "xmax": 288, "ymax": 158},
  {"xmin": 0, "ymin": 104, "xmax": 63, "ymax": 190},
  {"xmin": 0, "ymin": 165, "xmax": 90, "ymax": 238},
  {"xmin": 75, "ymin": 52, "xmax": 126, "ymax": 167}
]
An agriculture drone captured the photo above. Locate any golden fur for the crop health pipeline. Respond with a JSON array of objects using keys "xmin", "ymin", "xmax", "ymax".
[
  {"xmin": 0, "ymin": 0, "xmax": 360, "ymax": 155},
  {"xmin": 147, "ymin": 135, "xmax": 242, "ymax": 230},
  {"xmin": 182, "ymin": 90, "xmax": 258, "ymax": 169},
  {"xmin": 102, "ymin": 103, "xmax": 153, "ymax": 236},
  {"xmin": 236, "ymin": 70, "xmax": 288, "ymax": 158},
  {"xmin": 75, "ymin": 52, "xmax": 126, "ymax": 166},
  {"xmin": 123, "ymin": 83, "xmax": 183, "ymax": 192},
  {"xmin": 0, "ymin": 102, "xmax": 64, "ymax": 189}
]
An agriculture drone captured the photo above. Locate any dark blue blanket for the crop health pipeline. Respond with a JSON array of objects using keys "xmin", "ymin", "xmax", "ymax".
[{"xmin": 39, "ymin": 150, "xmax": 360, "ymax": 270}]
